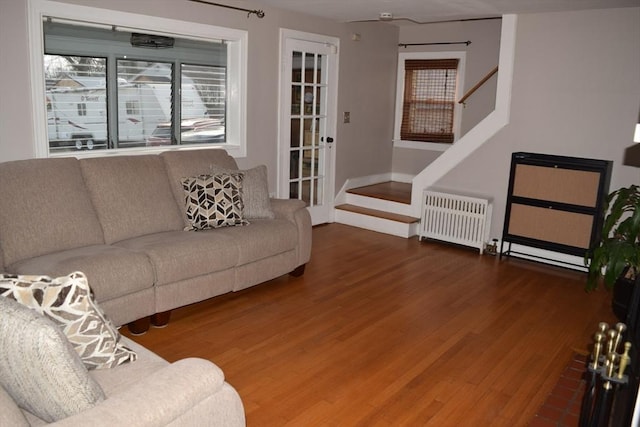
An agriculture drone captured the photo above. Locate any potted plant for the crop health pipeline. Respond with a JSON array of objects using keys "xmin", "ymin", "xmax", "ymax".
[{"xmin": 586, "ymin": 184, "xmax": 640, "ymax": 320}]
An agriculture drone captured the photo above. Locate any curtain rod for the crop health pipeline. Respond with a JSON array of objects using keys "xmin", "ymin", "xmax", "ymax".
[
  {"xmin": 188, "ymin": 0, "xmax": 265, "ymax": 18},
  {"xmin": 399, "ymin": 41, "xmax": 471, "ymax": 48}
]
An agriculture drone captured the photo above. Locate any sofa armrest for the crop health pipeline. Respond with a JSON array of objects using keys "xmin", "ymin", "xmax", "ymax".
[
  {"xmin": 50, "ymin": 358, "xmax": 239, "ymax": 427},
  {"xmin": 270, "ymin": 199, "xmax": 312, "ymax": 266},
  {"xmin": 270, "ymin": 198, "xmax": 306, "ymax": 222}
]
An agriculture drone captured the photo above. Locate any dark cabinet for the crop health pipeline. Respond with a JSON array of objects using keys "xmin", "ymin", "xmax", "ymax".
[{"xmin": 500, "ymin": 152, "xmax": 612, "ymax": 268}]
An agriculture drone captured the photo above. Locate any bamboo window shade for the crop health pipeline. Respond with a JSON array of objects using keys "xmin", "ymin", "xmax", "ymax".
[{"xmin": 401, "ymin": 59, "xmax": 459, "ymax": 144}]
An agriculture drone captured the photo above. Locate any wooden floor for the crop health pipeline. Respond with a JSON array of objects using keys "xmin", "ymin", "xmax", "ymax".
[{"xmin": 123, "ymin": 224, "xmax": 615, "ymax": 426}]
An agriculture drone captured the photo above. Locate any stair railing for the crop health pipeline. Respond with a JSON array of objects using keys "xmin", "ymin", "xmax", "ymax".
[{"xmin": 458, "ymin": 66, "xmax": 498, "ymax": 106}]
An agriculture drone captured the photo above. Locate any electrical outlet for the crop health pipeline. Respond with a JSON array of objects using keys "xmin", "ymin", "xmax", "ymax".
[{"xmin": 343, "ymin": 112, "xmax": 350, "ymax": 123}]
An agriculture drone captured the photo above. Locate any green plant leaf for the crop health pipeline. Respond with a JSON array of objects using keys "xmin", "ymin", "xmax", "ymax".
[{"xmin": 586, "ymin": 184, "xmax": 640, "ymax": 291}]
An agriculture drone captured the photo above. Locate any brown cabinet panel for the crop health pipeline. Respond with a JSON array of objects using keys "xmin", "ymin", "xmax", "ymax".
[
  {"xmin": 508, "ymin": 204, "xmax": 594, "ymax": 249},
  {"xmin": 512, "ymin": 164, "xmax": 601, "ymax": 208}
]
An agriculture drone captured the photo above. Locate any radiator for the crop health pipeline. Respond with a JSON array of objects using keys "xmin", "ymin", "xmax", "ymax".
[{"xmin": 420, "ymin": 191, "xmax": 492, "ymax": 254}]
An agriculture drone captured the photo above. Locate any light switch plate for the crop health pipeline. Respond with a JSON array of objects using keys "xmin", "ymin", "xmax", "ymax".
[{"xmin": 343, "ymin": 112, "xmax": 350, "ymax": 123}]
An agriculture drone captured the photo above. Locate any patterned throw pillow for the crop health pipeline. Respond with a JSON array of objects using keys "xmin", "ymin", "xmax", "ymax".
[
  {"xmin": 181, "ymin": 172, "xmax": 249, "ymax": 230},
  {"xmin": 0, "ymin": 296, "xmax": 105, "ymax": 422},
  {"xmin": 210, "ymin": 165, "xmax": 275, "ymax": 219},
  {"xmin": 0, "ymin": 272, "xmax": 137, "ymax": 370}
]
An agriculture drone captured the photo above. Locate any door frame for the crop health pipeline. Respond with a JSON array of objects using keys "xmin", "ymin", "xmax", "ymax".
[{"xmin": 277, "ymin": 28, "xmax": 339, "ymax": 225}]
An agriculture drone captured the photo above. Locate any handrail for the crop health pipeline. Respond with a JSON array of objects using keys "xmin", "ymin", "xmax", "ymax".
[{"xmin": 458, "ymin": 66, "xmax": 498, "ymax": 105}]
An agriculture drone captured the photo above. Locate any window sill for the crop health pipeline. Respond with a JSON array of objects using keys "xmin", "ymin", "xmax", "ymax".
[
  {"xmin": 393, "ymin": 139, "xmax": 452, "ymax": 152},
  {"xmin": 47, "ymin": 143, "xmax": 244, "ymax": 159}
]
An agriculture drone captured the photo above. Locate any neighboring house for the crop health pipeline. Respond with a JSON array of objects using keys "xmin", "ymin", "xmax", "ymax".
[{"xmin": 50, "ymin": 74, "xmax": 104, "ymax": 88}]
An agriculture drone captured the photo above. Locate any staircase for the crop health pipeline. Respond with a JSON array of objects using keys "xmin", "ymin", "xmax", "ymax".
[{"xmin": 334, "ymin": 182, "xmax": 420, "ymax": 238}]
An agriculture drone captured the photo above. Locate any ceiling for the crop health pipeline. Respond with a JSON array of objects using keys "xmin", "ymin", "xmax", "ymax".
[{"xmin": 251, "ymin": 0, "xmax": 640, "ymax": 24}]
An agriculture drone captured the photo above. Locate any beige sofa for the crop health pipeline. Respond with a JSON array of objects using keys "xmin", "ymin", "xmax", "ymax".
[
  {"xmin": 0, "ymin": 290, "xmax": 245, "ymax": 425},
  {"xmin": 0, "ymin": 148, "xmax": 312, "ymax": 332}
]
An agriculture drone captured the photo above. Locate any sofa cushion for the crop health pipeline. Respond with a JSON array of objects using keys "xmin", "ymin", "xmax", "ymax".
[
  {"xmin": 7, "ymin": 244, "xmax": 155, "ymax": 306},
  {"xmin": 210, "ymin": 165, "xmax": 275, "ymax": 219},
  {"xmin": 80, "ymin": 155, "xmax": 184, "ymax": 244},
  {"xmin": 89, "ymin": 336, "xmax": 169, "ymax": 395},
  {"xmin": 0, "ymin": 272, "xmax": 137, "ymax": 370},
  {"xmin": 0, "ymin": 296, "xmax": 105, "ymax": 422},
  {"xmin": 214, "ymin": 219, "xmax": 298, "ymax": 264},
  {"xmin": 181, "ymin": 173, "xmax": 249, "ymax": 230},
  {"xmin": 0, "ymin": 158, "xmax": 104, "ymax": 266},
  {"xmin": 115, "ymin": 231, "xmax": 239, "ymax": 286},
  {"xmin": 161, "ymin": 149, "xmax": 239, "ymax": 228}
]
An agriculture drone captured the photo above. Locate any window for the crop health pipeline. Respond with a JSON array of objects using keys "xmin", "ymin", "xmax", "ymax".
[
  {"xmin": 125, "ymin": 101, "xmax": 139, "ymax": 115},
  {"xmin": 29, "ymin": 0, "xmax": 247, "ymax": 157},
  {"xmin": 394, "ymin": 52, "xmax": 465, "ymax": 150},
  {"xmin": 401, "ymin": 59, "xmax": 458, "ymax": 143},
  {"xmin": 43, "ymin": 24, "xmax": 228, "ymax": 153}
]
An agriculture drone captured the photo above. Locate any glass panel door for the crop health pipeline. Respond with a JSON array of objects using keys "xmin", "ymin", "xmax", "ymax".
[{"xmin": 280, "ymin": 34, "xmax": 338, "ymax": 225}]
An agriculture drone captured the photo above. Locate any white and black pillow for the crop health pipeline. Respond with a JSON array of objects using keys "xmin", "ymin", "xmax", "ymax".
[
  {"xmin": 181, "ymin": 172, "xmax": 249, "ymax": 230},
  {"xmin": 0, "ymin": 272, "xmax": 137, "ymax": 370}
]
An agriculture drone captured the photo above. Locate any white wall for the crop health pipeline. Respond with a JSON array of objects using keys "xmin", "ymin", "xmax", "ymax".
[
  {"xmin": 0, "ymin": 0, "xmax": 399, "ymax": 196},
  {"xmin": 335, "ymin": 21, "xmax": 398, "ymax": 191},
  {"xmin": 392, "ymin": 18, "xmax": 502, "ymax": 176},
  {"xmin": 435, "ymin": 7, "xmax": 640, "ymax": 240},
  {"xmin": 0, "ymin": 0, "xmax": 32, "ymax": 162}
]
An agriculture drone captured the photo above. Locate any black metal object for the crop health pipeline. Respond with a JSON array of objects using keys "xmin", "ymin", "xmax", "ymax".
[
  {"xmin": 579, "ymin": 319, "xmax": 638, "ymax": 427},
  {"xmin": 500, "ymin": 152, "xmax": 612, "ymax": 269},
  {"xmin": 188, "ymin": 0, "xmax": 265, "ymax": 18},
  {"xmin": 581, "ymin": 329, "xmax": 606, "ymax": 426},
  {"xmin": 580, "ymin": 370, "xmax": 597, "ymax": 426},
  {"xmin": 399, "ymin": 41, "xmax": 471, "ymax": 47},
  {"xmin": 609, "ymin": 275, "xmax": 640, "ymax": 426},
  {"xmin": 579, "ymin": 322, "xmax": 632, "ymax": 427}
]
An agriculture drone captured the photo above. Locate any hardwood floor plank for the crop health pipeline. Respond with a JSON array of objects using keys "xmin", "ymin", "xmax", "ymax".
[
  {"xmin": 123, "ymin": 223, "xmax": 615, "ymax": 426},
  {"xmin": 346, "ymin": 181, "xmax": 412, "ymax": 204}
]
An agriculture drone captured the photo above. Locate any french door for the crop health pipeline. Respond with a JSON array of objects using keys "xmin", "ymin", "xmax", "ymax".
[{"xmin": 279, "ymin": 30, "xmax": 339, "ymax": 225}]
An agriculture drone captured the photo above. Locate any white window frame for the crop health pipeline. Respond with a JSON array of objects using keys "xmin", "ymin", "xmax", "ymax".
[
  {"xmin": 393, "ymin": 51, "xmax": 466, "ymax": 152},
  {"xmin": 27, "ymin": 0, "xmax": 247, "ymax": 158}
]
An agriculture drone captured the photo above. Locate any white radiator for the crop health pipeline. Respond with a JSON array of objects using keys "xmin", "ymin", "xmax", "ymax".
[{"xmin": 420, "ymin": 191, "xmax": 492, "ymax": 254}]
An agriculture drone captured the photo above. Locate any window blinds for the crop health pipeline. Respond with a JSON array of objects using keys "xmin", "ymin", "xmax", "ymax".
[{"xmin": 401, "ymin": 59, "xmax": 459, "ymax": 144}]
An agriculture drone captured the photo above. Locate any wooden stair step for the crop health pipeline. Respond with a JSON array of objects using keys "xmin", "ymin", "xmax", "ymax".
[
  {"xmin": 335, "ymin": 204, "xmax": 419, "ymax": 224},
  {"xmin": 346, "ymin": 181, "xmax": 412, "ymax": 204}
]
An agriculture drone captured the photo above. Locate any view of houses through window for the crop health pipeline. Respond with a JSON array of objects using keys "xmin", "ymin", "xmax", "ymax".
[{"xmin": 44, "ymin": 21, "xmax": 227, "ymax": 153}]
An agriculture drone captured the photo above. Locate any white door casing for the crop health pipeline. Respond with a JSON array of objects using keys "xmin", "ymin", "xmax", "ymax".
[{"xmin": 278, "ymin": 29, "xmax": 339, "ymax": 225}]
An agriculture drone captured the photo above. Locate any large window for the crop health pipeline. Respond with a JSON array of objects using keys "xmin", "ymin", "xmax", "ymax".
[
  {"xmin": 29, "ymin": 0, "xmax": 247, "ymax": 157},
  {"xmin": 394, "ymin": 52, "xmax": 465, "ymax": 150},
  {"xmin": 44, "ymin": 23, "xmax": 227, "ymax": 153}
]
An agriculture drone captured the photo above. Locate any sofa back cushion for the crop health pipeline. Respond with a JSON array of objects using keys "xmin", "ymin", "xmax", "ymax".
[
  {"xmin": 80, "ymin": 155, "xmax": 184, "ymax": 243},
  {"xmin": 0, "ymin": 158, "xmax": 104, "ymax": 266},
  {"xmin": 161, "ymin": 149, "xmax": 238, "ymax": 227}
]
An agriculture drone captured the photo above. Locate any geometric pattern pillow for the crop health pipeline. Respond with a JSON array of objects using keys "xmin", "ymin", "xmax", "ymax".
[
  {"xmin": 210, "ymin": 165, "xmax": 275, "ymax": 219},
  {"xmin": 0, "ymin": 272, "xmax": 137, "ymax": 370},
  {"xmin": 0, "ymin": 296, "xmax": 105, "ymax": 422},
  {"xmin": 181, "ymin": 172, "xmax": 249, "ymax": 231}
]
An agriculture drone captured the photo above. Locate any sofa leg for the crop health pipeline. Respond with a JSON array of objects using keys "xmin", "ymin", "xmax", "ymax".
[
  {"xmin": 127, "ymin": 317, "xmax": 151, "ymax": 335},
  {"xmin": 151, "ymin": 311, "xmax": 171, "ymax": 328},
  {"xmin": 290, "ymin": 264, "xmax": 306, "ymax": 277}
]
